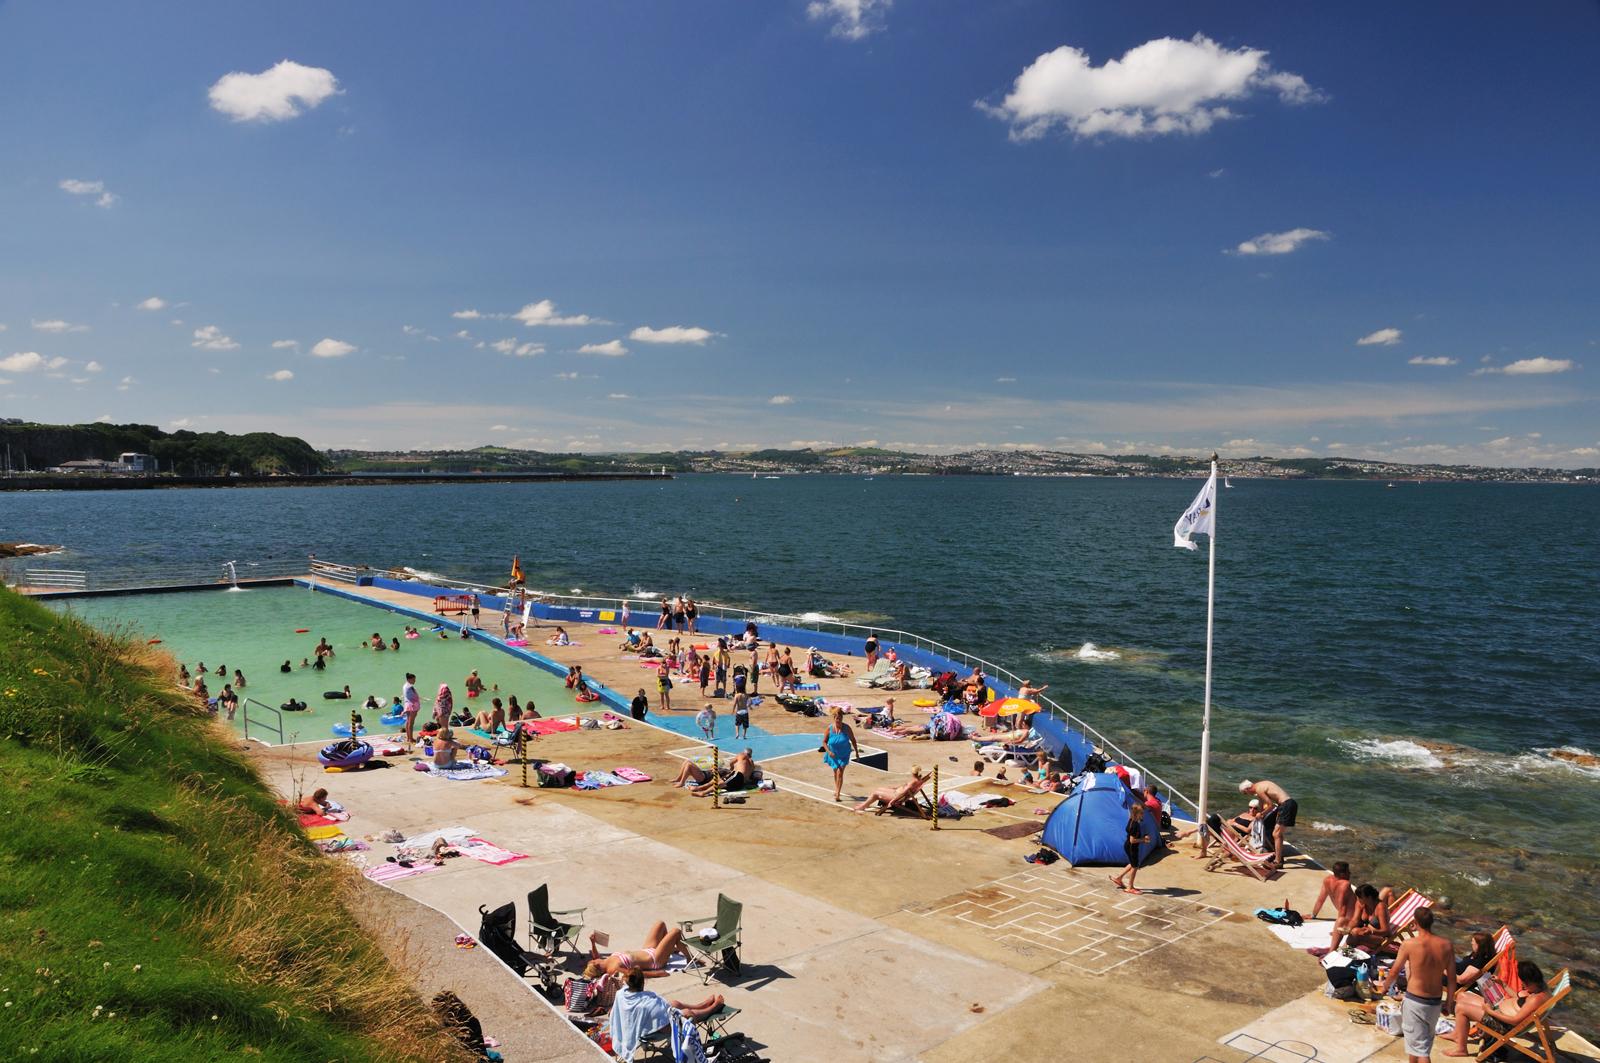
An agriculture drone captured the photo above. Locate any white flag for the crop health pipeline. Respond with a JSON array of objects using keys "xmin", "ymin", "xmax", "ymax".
[{"xmin": 1173, "ymin": 467, "xmax": 1217, "ymax": 550}]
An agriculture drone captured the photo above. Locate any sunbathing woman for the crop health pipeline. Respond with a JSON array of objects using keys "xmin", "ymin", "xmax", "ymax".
[
  {"xmin": 583, "ymin": 925, "xmax": 689, "ymax": 978},
  {"xmin": 296, "ymin": 787, "xmax": 333, "ymax": 815},
  {"xmin": 1310, "ymin": 883, "xmax": 1389, "ymax": 956},
  {"xmin": 853, "ymin": 768, "xmax": 929, "ymax": 813},
  {"xmin": 1445, "ymin": 961, "xmax": 1551, "ymax": 1058},
  {"xmin": 672, "ymin": 759, "xmax": 712, "ymax": 788},
  {"xmin": 474, "ymin": 698, "xmax": 505, "ymax": 733},
  {"xmin": 691, "ymin": 749, "xmax": 759, "ymax": 797}
]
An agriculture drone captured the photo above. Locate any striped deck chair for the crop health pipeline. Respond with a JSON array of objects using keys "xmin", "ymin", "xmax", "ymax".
[
  {"xmin": 1202, "ymin": 814, "xmax": 1278, "ymax": 881},
  {"xmin": 1385, "ymin": 888, "xmax": 1435, "ymax": 940},
  {"xmin": 1471, "ymin": 968, "xmax": 1571, "ymax": 1063}
]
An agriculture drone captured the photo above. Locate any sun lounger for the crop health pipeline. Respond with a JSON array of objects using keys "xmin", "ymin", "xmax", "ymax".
[
  {"xmin": 1470, "ymin": 967, "xmax": 1571, "ymax": 1063},
  {"xmin": 854, "ymin": 660, "xmax": 894, "ymax": 688},
  {"xmin": 1202, "ymin": 813, "xmax": 1279, "ymax": 880},
  {"xmin": 677, "ymin": 894, "xmax": 743, "ymax": 985}
]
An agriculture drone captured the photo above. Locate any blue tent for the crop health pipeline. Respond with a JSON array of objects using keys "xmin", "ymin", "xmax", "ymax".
[{"xmin": 1041, "ymin": 772, "xmax": 1160, "ymax": 866}]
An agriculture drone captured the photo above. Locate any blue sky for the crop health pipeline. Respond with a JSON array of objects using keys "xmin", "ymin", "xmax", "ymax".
[{"xmin": 2, "ymin": 1, "xmax": 1597, "ymax": 465}]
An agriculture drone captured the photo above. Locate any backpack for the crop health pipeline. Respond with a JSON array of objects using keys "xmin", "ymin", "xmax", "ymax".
[
  {"xmin": 1254, "ymin": 906, "xmax": 1305, "ymax": 927},
  {"xmin": 1082, "ymin": 751, "xmax": 1108, "ymax": 774},
  {"xmin": 538, "ymin": 763, "xmax": 575, "ymax": 788}
]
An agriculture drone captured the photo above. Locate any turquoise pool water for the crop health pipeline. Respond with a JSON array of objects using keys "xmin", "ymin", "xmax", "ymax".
[
  {"xmin": 51, "ymin": 585, "xmax": 574, "ymax": 743},
  {"xmin": 642, "ymin": 708, "xmax": 825, "ymax": 762}
]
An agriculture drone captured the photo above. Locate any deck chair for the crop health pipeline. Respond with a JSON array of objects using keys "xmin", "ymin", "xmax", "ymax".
[
  {"xmin": 1385, "ymin": 887, "xmax": 1435, "ymax": 940},
  {"xmin": 678, "ymin": 894, "xmax": 743, "ymax": 984},
  {"xmin": 874, "ymin": 774, "xmax": 933, "ymax": 818},
  {"xmin": 639, "ymin": 1003, "xmax": 743, "ymax": 1057},
  {"xmin": 1471, "ymin": 968, "xmax": 1571, "ymax": 1063},
  {"xmin": 526, "ymin": 884, "xmax": 586, "ymax": 959},
  {"xmin": 1202, "ymin": 814, "xmax": 1279, "ymax": 881}
]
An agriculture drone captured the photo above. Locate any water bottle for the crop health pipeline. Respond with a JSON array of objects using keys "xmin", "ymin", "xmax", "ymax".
[{"xmin": 1355, "ymin": 965, "xmax": 1370, "ymax": 999}]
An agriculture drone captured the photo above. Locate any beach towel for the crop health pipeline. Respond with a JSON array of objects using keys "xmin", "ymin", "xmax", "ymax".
[
  {"xmin": 405, "ymin": 826, "xmax": 478, "ymax": 848},
  {"xmin": 364, "ymin": 861, "xmax": 441, "ymax": 884},
  {"xmin": 427, "ymin": 763, "xmax": 509, "ymax": 782},
  {"xmin": 304, "ymin": 824, "xmax": 344, "ymax": 841},
  {"xmin": 455, "ymin": 838, "xmax": 528, "ymax": 866},
  {"xmin": 869, "ymin": 727, "xmax": 904, "ymax": 741},
  {"xmin": 518, "ymin": 718, "xmax": 581, "ymax": 735},
  {"xmin": 1264, "ymin": 920, "xmax": 1335, "ymax": 951},
  {"xmin": 298, "ymin": 813, "xmax": 338, "ymax": 828},
  {"xmin": 614, "ymin": 767, "xmax": 652, "ymax": 782}
]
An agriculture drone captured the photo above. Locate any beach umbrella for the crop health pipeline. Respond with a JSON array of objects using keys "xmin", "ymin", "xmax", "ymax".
[{"xmin": 980, "ymin": 697, "xmax": 1039, "ymax": 718}]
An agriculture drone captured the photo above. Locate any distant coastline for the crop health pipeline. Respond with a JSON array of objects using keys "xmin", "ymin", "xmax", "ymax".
[{"xmin": 0, "ymin": 470, "xmax": 670, "ymax": 492}]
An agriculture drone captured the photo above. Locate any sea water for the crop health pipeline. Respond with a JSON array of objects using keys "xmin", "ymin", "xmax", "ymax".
[{"xmin": 7, "ymin": 475, "xmax": 1598, "ymax": 1021}]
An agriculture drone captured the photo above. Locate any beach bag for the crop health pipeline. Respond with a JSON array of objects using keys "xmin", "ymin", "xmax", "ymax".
[
  {"xmin": 1254, "ymin": 906, "xmax": 1304, "ymax": 927},
  {"xmin": 538, "ymin": 763, "xmax": 575, "ymax": 788},
  {"xmin": 1326, "ymin": 966, "xmax": 1358, "ymax": 1001},
  {"xmin": 1082, "ymin": 751, "xmax": 1108, "ymax": 774},
  {"xmin": 563, "ymin": 976, "xmax": 594, "ymax": 1014}
]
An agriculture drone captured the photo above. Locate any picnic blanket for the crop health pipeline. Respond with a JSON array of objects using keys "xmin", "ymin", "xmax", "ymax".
[
  {"xmin": 425, "ymin": 763, "xmax": 509, "ymax": 782},
  {"xmin": 364, "ymin": 861, "xmax": 441, "ymax": 884},
  {"xmin": 454, "ymin": 838, "xmax": 528, "ymax": 866}
]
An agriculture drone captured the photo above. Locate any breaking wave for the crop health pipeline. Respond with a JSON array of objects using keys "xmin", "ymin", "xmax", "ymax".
[
  {"xmin": 1310, "ymin": 821, "xmax": 1351, "ymax": 833},
  {"xmin": 1074, "ymin": 642, "xmax": 1122, "ymax": 661},
  {"xmin": 1335, "ymin": 738, "xmax": 1600, "ymax": 781},
  {"xmin": 1337, "ymin": 738, "xmax": 1446, "ymax": 770},
  {"xmin": 400, "ymin": 566, "xmax": 448, "ymax": 582}
]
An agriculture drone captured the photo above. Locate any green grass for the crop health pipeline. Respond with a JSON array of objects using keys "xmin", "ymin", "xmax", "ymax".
[{"xmin": 0, "ymin": 589, "xmax": 467, "ymax": 1062}]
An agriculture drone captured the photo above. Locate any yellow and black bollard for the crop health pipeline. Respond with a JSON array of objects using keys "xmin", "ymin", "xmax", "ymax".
[
  {"xmin": 712, "ymin": 745, "xmax": 720, "ymax": 809},
  {"xmin": 931, "ymin": 764, "xmax": 940, "ymax": 831},
  {"xmin": 517, "ymin": 728, "xmax": 529, "ymax": 788}
]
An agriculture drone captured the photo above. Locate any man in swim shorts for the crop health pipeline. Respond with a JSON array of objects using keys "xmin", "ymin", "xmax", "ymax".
[
  {"xmin": 1377, "ymin": 907, "xmax": 1455, "ymax": 1063},
  {"xmin": 1240, "ymin": 778, "xmax": 1296, "ymax": 869}
]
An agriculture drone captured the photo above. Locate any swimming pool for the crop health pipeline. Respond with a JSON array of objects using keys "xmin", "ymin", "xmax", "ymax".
[
  {"xmin": 52, "ymin": 585, "xmax": 574, "ymax": 743},
  {"xmin": 641, "ymin": 708, "xmax": 825, "ymax": 761}
]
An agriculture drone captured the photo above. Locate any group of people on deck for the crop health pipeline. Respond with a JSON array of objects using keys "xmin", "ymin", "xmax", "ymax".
[{"xmin": 1303, "ymin": 860, "xmax": 1555, "ymax": 1060}]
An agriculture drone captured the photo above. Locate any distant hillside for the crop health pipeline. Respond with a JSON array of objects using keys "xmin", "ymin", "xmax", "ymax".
[
  {"xmin": 0, "ymin": 422, "xmax": 328, "ymax": 476},
  {"xmin": 329, "ymin": 445, "xmax": 1598, "ymax": 483}
]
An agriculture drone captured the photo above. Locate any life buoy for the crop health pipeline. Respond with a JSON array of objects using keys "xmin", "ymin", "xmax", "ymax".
[
  {"xmin": 147, "ymin": 638, "xmax": 162, "ymax": 644},
  {"xmin": 575, "ymin": 691, "xmax": 600, "ymax": 703}
]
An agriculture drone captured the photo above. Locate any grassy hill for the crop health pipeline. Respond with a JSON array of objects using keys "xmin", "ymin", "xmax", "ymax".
[{"xmin": 0, "ymin": 589, "xmax": 466, "ymax": 1061}]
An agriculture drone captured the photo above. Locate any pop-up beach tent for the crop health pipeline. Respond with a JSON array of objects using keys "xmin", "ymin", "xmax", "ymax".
[{"xmin": 1041, "ymin": 772, "xmax": 1160, "ymax": 866}]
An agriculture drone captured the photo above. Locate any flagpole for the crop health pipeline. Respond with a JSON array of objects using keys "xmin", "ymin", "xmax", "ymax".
[{"xmin": 1197, "ymin": 453, "xmax": 1218, "ymax": 855}]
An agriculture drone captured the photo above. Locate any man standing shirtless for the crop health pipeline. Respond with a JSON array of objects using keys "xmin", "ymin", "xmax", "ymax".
[
  {"xmin": 1378, "ymin": 907, "xmax": 1455, "ymax": 1063},
  {"xmin": 1240, "ymin": 779, "xmax": 1297, "ymax": 869},
  {"xmin": 1310, "ymin": 861, "xmax": 1356, "ymax": 924}
]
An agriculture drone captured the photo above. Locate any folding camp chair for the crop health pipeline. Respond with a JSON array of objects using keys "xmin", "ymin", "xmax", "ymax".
[
  {"xmin": 1202, "ymin": 814, "xmax": 1279, "ymax": 881},
  {"xmin": 526, "ymin": 884, "xmax": 586, "ymax": 959},
  {"xmin": 638, "ymin": 1004, "xmax": 743, "ymax": 1058},
  {"xmin": 1471, "ymin": 968, "xmax": 1571, "ymax": 1063},
  {"xmin": 678, "ymin": 894, "xmax": 743, "ymax": 985}
]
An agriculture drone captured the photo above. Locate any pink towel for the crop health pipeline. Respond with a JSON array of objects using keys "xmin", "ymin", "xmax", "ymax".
[
  {"xmin": 614, "ymin": 767, "xmax": 652, "ymax": 782},
  {"xmin": 455, "ymin": 838, "xmax": 528, "ymax": 866},
  {"xmin": 364, "ymin": 861, "xmax": 440, "ymax": 883}
]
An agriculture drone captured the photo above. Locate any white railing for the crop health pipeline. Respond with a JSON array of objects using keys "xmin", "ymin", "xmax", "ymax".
[
  {"xmin": 9, "ymin": 558, "xmax": 308, "ymax": 593},
  {"xmin": 12, "ymin": 568, "xmax": 88, "ymax": 589},
  {"xmin": 364, "ymin": 565, "xmax": 1201, "ymax": 815}
]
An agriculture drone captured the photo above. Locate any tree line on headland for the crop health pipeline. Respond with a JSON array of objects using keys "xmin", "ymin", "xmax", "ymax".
[{"xmin": 0, "ymin": 421, "xmax": 327, "ymax": 476}]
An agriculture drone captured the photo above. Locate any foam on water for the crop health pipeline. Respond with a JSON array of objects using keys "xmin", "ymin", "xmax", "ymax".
[
  {"xmin": 1310, "ymin": 821, "xmax": 1351, "ymax": 833},
  {"xmin": 1336, "ymin": 738, "xmax": 1446, "ymax": 769},
  {"xmin": 401, "ymin": 566, "xmax": 448, "ymax": 583},
  {"xmin": 1074, "ymin": 642, "xmax": 1121, "ymax": 661}
]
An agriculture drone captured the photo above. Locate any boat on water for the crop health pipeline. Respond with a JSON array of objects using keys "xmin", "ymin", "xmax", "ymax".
[{"xmin": 1386, "ymin": 482, "xmax": 1397, "ymax": 489}]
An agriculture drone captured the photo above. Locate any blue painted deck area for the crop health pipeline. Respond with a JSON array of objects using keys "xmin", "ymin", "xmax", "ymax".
[{"xmin": 644, "ymin": 710, "xmax": 824, "ymax": 762}]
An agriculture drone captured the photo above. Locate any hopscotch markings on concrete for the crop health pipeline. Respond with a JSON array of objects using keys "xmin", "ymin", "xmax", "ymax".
[{"xmin": 907, "ymin": 869, "xmax": 1231, "ymax": 975}]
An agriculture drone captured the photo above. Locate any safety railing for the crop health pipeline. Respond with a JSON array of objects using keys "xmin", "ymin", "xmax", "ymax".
[
  {"xmin": 356, "ymin": 564, "xmax": 1201, "ymax": 816},
  {"xmin": 8, "ymin": 557, "xmax": 310, "ymax": 593},
  {"xmin": 242, "ymin": 698, "xmax": 284, "ymax": 745},
  {"xmin": 307, "ymin": 559, "xmax": 362, "ymax": 583},
  {"xmin": 10, "ymin": 567, "xmax": 88, "ymax": 590}
]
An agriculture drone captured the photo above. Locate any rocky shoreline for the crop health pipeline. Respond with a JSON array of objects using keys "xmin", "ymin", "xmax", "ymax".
[{"xmin": 0, "ymin": 542, "xmax": 63, "ymax": 558}]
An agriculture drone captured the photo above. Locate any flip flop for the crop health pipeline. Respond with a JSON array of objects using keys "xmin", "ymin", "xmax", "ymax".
[{"xmin": 1122, "ymin": 888, "xmax": 1142, "ymax": 895}]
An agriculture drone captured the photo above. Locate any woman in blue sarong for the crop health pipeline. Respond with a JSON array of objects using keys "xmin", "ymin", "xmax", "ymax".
[{"xmin": 821, "ymin": 706, "xmax": 860, "ymax": 802}]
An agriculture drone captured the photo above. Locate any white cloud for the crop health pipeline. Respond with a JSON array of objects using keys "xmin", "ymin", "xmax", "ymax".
[
  {"xmin": 489, "ymin": 338, "xmax": 542, "ymax": 357},
  {"xmin": 0, "ymin": 352, "xmax": 48, "ymax": 372},
  {"xmin": 768, "ymin": 394, "xmax": 795, "ymax": 406},
  {"xmin": 32, "ymin": 319, "xmax": 89, "ymax": 333},
  {"xmin": 996, "ymin": 376, "xmax": 1017, "ymax": 383},
  {"xmin": 402, "ymin": 324, "xmax": 423, "ymax": 335},
  {"xmin": 267, "ymin": 369, "xmax": 295, "ymax": 382},
  {"xmin": 982, "ymin": 34, "xmax": 1323, "ymax": 141},
  {"xmin": 208, "ymin": 60, "xmax": 340, "ymax": 122},
  {"xmin": 1357, "ymin": 327, "xmax": 1403, "ymax": 346},
  {"xmin": 451, "ymin": 309, "xmax": 483, "ymax": 320},
  {"xmin": 454, "ymin": 329, "xmax": 472, "ymax": 340},
  {"xmin": 807, "ymin": 0, "xmax": 890, "ymax": 41},
  {"xmin": 1408, "ymin": 356, "xmax": 1457, "ymax": 367},
  {"xmin": 554, "ymin": 371, "xmax": 580, "ymax": 380},
  {"xmin": 84, "ymin": 360, "xmax": 104, "ymax": 373},
  {"xmin": 169, "ymin": 418, "xmax": 194, "ymax": 429},
  {"xmin": 192, "ymin": 325, "xmax": 239, "ymax": 350},
  {"xmin": 1233, "ymin": 228, "xmax": 1329, "ymax": 256},
  {"xmin": 1207, "ymin": 168, "xmax": 1226, "ymax": 178},
  {"xmin": 513, "ymin": 299, "xmax": 594, "ymax": 327},
  {"xmin": 629, "ymin": 325, "xmax": 715, "ymax": 345},
  {"xmin": 310, "ymin": 337, "xmax": 355, "ymax": 358},
  {"xmin": 136, "ymin": 297, "xmax": 167, "ymax": 311},
  {"xmin": 1474, "ymin": 357, "xmax": 1576, "ymax": 376},
  {"xmin": 0, "ymin": 324, "xmax": 6, "ymax": 332},
  {"xmin": 578, "ymin": 339, "xmax": 628, "ymax": 357},
  {"xmin": 271, "ymin": 339, "xmax": 298, "ymax": 350},
  {"xmin": 117, "ymin": 376, "xmax": 135, "ymax": 391},
  {"xmin": 607, "ymin": 393, "xmax": 631, "ymax": 400},
  {"xmin": 60, "ymin": 178, "xmax": 118, "ymax": 208}
]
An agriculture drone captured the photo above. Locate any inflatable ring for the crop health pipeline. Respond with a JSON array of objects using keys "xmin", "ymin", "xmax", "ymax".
[
  {"xmin": 331, "ymin": 722, "xmax": 367, "ymax": 737},
  {"xmin": 575, "ymin": 691, "xmax": 600, "ymax": 703},
  {"xmin": 147, "ymin": 638, "xmax": 162, "ymax": 644},
  {"xmin": 295, "ymin": 628, "xmax": 310, "ymax": 633},
  {"xmin": 912, "ymin": 698, "xmax": 938, "ymax": 708},
  {"xmin": 317, "ymin": 740, "xmax": 373, "ymax": 769},
  {"xmin": 505, "ymin": 638, "xmax": 528, "ymax": 647},
  {"xmin": 379, "ymin": 712, "xmax": 406, "ymax": 727}
]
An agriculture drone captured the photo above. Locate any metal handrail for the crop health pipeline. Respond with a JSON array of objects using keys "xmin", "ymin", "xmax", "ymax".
[
  {"xmin": 242, "ymin": 698, "xmax": 284, "ymax": 745},
  {"xmin": 366, "ymin": 566, "xmax": 1202, "ymax": 815}
]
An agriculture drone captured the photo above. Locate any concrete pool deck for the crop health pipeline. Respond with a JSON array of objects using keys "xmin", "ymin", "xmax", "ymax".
[{"xmin": 87, "ymin": 575, "xmax": 1593, "ymax": 1060}]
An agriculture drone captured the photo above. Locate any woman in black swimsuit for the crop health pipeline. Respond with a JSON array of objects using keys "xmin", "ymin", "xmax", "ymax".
[
  {"xmin": 657, "ymin": 598, "xmax": 671, "ymax": 630},
  {"xmin": 685, "ymin": 596, "xmax": 698, "ymax": 633},
  {"xmin": 1110, "ymin": 804, "xmax": 1152, "ymax": 894}
]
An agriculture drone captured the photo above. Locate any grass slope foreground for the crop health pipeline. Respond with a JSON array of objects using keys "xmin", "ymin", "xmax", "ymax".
[{"xmin": 0, "ymin": 589, "xmax": 467, "ymax": 1062}]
